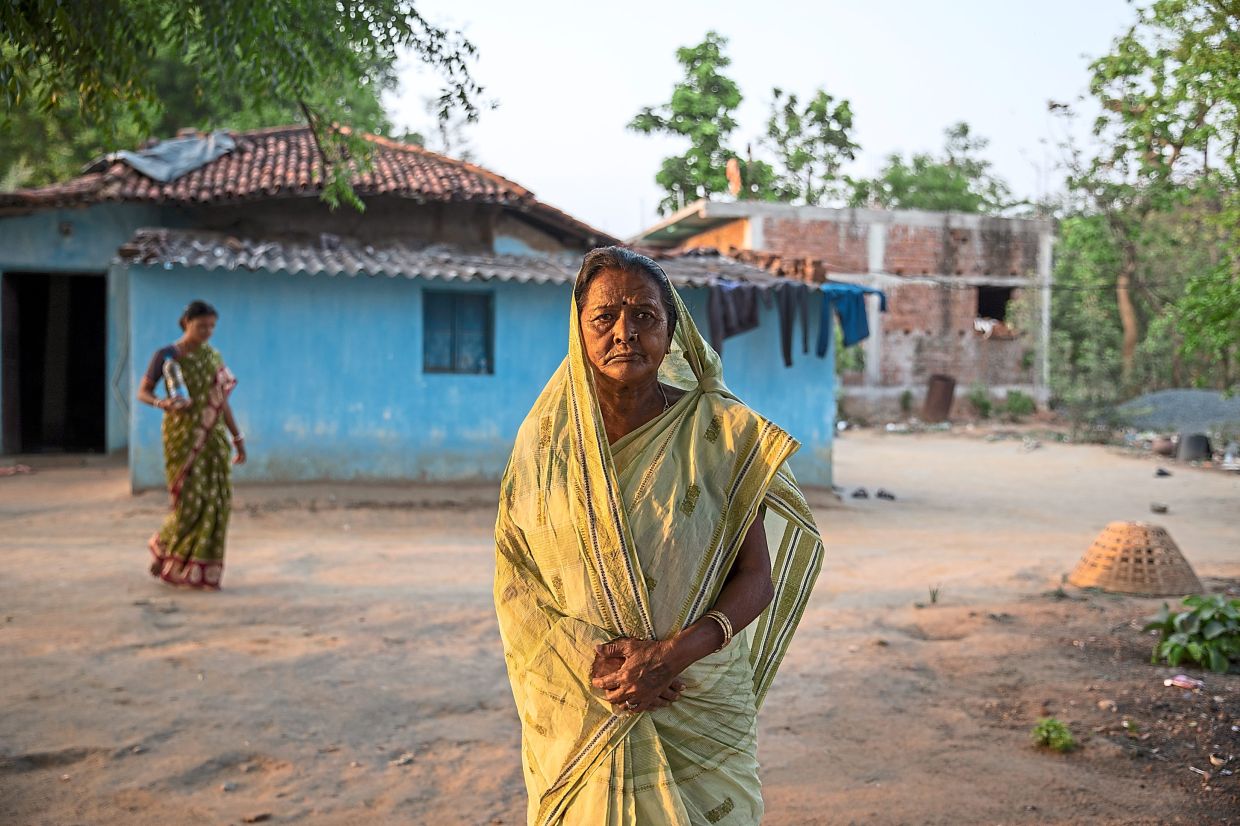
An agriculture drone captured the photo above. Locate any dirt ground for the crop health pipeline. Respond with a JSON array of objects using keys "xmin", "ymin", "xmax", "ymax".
[{"xmin": 1, "ymin": 430, "xmax": 1238, "ymax": 825}]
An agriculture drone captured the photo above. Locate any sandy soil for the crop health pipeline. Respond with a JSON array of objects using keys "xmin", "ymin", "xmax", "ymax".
[{"xmin": 1, "ymin": 431, "xmax": 1238, "ymax": 825}]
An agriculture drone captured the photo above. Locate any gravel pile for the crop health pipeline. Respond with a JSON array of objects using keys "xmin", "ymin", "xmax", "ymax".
[{"xmin": 1116, "ymin": 389, "xmax": 1240, "ymax": 434}]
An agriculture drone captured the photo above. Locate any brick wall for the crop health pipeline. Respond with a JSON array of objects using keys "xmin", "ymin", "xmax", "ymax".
[
  {"xmin": 669, "ymin": 205, "xmax": 1051, "ymax": 416},
  {"xmin": 682, "ymin": 219, "xmax": 749, "ymax": 252},
  {"xmin": 877, "ymin": 282, "xmax": 1032, "ymax": 387},
  {"xmin": 763, "ymin": 218, "xmax": 870, "ymax": 273},
  {"xmin": 756, "ymin": 213, "xmax": 1041, "ymax": 278},
  {"xmin": 882, "ymin": 220, "xmax": 1040, "ymax": 277}
]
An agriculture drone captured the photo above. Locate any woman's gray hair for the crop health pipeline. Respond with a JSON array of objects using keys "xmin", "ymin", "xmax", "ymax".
[{"xmin": 573, "ymin": 246, "xmax": 678, "ymax": 340}]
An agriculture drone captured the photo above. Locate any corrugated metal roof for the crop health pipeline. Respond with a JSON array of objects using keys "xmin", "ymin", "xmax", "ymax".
[{"xmin": 115, "ymin": 229, "xmax": 793, "ymax": 289}]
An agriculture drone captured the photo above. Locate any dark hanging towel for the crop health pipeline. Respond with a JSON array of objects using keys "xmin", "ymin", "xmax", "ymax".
[
  {"xmin": 706, "ymin": 280, "xmax": 762, "ymax": 354},
  {"xmin": 775, "ymin": 281, "xmax": 812, "ymax": 367}
]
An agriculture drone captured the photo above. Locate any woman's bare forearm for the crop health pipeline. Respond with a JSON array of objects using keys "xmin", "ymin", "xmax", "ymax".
[
  {"xmin": 662, "ymin": 514, "xmax": 774, "ymax": 674},
  {"xmin": 222, "ymin": 403, "xmax": 241, "ymax": 439},
  {"xmin": 136, "ymin": 379, "xmax": 160, "ymax": 407}
]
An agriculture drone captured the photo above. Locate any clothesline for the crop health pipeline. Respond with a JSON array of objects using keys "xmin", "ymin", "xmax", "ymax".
[{"xmin": 705, "ymin": 279, "xmax": 888, "ymax": 367}]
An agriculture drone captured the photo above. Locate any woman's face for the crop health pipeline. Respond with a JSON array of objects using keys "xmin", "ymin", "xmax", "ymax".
[
  {"xmin": 184, "ymin": 314, "xmax": 217, "ymax": 344},
  {"xmin": 579, "ymin": 268, "xmax": 672, "ymax": 388}
]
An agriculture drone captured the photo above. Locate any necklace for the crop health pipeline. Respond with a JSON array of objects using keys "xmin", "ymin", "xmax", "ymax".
[{"xmin": 658, "ymin": 382, "xmax": 670, "ymax": 412}]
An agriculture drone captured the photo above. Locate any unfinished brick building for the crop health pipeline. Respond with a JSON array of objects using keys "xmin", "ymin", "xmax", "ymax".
[{"xmin": 634, "ymin": 200, "xmax": 1054, "ymax": 421}]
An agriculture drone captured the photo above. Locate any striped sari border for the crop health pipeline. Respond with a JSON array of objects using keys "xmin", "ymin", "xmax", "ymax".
[
  {"xmin": 754, "ymin": 537, "xmax": 824, "ymax": 703},
  {"xmin": 566, "ymin": 368, "xmax": 626, "ymax": 634},
  {"xmin": 588, "ymin": 398, "xmax": 656, "ymax": 640},
  {"xmin": 683, "ymin": 420, "xmax": 783, "ymax": 624}
]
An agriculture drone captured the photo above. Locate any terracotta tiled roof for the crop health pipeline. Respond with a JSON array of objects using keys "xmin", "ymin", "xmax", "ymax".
[
  {"xmin": 0, "ymin": 124, "xmax": 618, "ymax": 245},
  {"xmin": 116, "ymin": 229, "xmax": 792, "ymax": 289}
]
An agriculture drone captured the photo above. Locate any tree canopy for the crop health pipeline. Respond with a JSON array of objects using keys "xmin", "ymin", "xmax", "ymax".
[
  {"xmin": 628, "ymin": 31, "xmax": 752, "ymax": 214},
  {"xmin": 1055, "ymin": 0, "xmax": 1239, "ymax": 389},
  {"xmin": 763, "ymin": 88, "xmax": 858, "ymax": 206},
  {"xmin": 848, "ymin": 122, "xmax": 1011, "ymax": 213},
  {"xmin": 630, "ymin": 34, "xmax": 1009, "ymax": 217},
  {"xmin": 0, "ymin": 1, "xmax": 485, "ymax": 207}
]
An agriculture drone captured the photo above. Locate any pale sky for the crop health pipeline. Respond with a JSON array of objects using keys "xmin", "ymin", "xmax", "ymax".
[{"xmin": 385, "ymin": 0, "xmax": 1137, "ymax": 239}]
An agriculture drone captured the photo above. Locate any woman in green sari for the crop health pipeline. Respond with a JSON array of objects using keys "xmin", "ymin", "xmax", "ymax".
[
  {"xmin": 136, "ymin": 300, "xmax": 245, "ymax": 590},
  {"xmin": 495, "ymin": 248, "xmax": 824, "ymax": 825}
]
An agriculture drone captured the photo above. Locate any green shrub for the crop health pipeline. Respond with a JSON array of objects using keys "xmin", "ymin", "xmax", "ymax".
[
  {"xmin": 1031, "ymin": 717, "xmax": 1077, "ymax": 752},
  {"xmin": 899, "ymin": 389, "xmax": 914, "ymax": 415},
  {"xmin": 1144, "ymin": 595, "xmax": 1240, "ymax": 673},
  {"xmin": 1003, "ymin": 390, "xmax": 1037, "ymax": 419},
  {"xmin": 967, "ymin": 383, "xmax": 992, "ymax": 418}
]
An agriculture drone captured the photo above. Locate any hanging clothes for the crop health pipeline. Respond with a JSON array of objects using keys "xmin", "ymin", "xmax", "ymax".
[
  {"xmin": 775, "ymin": 281, "xmax": 812, "ymax": 367},
  {"xmin": 816, "ymin": 283, "xmax": 888, "ymax": 356},
  {"xmin": 706, "ymin": 280, "xmax": 762, "ymax": 354}
]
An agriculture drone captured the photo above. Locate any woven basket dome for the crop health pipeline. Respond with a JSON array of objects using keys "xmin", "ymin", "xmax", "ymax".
[{"xmin": 1069, "ymin": 522, "xmax": 1202, "ymax": 596}]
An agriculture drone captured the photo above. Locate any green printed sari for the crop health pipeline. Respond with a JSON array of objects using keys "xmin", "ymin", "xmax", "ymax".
[
  {"xmin": 148, "ymin": 344, "xmax": 237, "ymax": 590},
  {"xmin": 495, "ymin": 278, "xmax": 824, "ymax": 825}
]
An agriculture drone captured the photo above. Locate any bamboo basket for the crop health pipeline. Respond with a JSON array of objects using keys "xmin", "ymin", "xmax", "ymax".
[{"xmin": 1068, "ymin": 522, "xmax": 1203, "ymax": 596}]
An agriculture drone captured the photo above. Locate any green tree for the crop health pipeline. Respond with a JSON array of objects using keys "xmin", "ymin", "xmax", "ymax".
[
  {"xmin": 1131, "ymin": 193, "xmax": 1233, "ymax": 390},
  {"xmin": 630, "ymin": 32, "xmax": 771, "ymax": 214},
  {"xmin": 1049, "ymin": 186, "xmax": 1231, "ymax": 425},
  {"xmin": 1048, "ymin": 215, "xmax": 1127, "ymax": 427},
  {"xmin": 1175, "ymin": 262, "xmax": 1240, "ymax": 389},
  {"xmin": 849, "ymin": 122, "xmax": 1011, "ymax": 213},
  {"xmin": 1062, "ymin": 0, "xmax": 1239, "ymax": 384},
  {"xmin": 0, "ymin": 46, "xmax": 395, "ymax": 190},
  {"xmin": 1, "ymin": 1, "xmax": 485, "ymax": 209},
  {"xmin": 763, "ymin": 88, "xmax": 859, "ymax": 205}
]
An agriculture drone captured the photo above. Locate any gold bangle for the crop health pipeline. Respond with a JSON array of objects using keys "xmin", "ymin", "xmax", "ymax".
[{"xmin": 704, "ymin": 609, "xmax": 733, "ymax": 652}]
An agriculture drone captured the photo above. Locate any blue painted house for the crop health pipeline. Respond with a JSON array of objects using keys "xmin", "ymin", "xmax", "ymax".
[{"xmin": 0, "ymin": 126, "xmax": 837, "ymax": 489}]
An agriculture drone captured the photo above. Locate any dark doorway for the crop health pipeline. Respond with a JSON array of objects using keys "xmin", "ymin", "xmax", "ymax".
[{"xmin": 2, "ymin": 272, "xmax": 107, "ymax": 453}]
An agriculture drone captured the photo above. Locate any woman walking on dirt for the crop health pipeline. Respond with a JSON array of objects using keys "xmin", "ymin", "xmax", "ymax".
[{"xmin": 136, "ymin": 300, "xmax": 245, "ymax": 589}]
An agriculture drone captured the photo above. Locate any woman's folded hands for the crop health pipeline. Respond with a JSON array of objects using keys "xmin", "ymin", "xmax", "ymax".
[{"xmin": 590, "ymin": 637, "xmax": 686, "ymax": 714}]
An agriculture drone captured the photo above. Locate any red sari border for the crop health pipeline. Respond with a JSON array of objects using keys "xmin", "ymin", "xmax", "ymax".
[{"xmin": 148, "ymin": 534, "xmax": 224, "ymax": 590}]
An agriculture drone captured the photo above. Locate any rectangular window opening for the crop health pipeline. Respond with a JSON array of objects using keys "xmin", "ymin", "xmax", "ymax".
[
  {"xmin": 422, "ymin": 290, "xmax": 494, "ymax": 374},
  {"xmin": 976, "ymin": 286, "xmax": 1014, "ymax": 321}
]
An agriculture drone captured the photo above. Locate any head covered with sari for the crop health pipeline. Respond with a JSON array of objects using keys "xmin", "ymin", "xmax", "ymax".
[{"xmin": 495, "ymin": 247, "xmax": 824, "ymax": 825}]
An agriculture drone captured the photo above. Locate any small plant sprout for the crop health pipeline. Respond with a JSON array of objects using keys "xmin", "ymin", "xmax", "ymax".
[
  {"xmin": 1031, "ymin": 717, "xmax": 1077, "ymax": 752},
  {"xmin": 929, "ymin": 584, "xmax": 941, "ymax": 605}
]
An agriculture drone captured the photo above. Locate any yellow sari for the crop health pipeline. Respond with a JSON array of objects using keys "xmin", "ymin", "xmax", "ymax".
[{"xmin": 494, "ymin": 273, "xmax": 824, "ymax": 826}]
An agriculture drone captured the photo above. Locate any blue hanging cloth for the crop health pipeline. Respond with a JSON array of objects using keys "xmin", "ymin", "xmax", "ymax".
[{"xmin": 816, "ymin": 283, "xmax": 888, "ymax": 356}]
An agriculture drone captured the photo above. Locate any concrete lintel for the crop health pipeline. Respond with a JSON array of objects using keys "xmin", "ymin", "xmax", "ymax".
[
  {"xmin": 626, "ymin": 199, "xmax": 714, "ymax": 245},
  {"xmin": 688, "ymin": 200, "xmax": 1055, "ymax": 234},
  {"xmin": 825, "ymin": 272, "xmax": 1036, "ymax": 289}
]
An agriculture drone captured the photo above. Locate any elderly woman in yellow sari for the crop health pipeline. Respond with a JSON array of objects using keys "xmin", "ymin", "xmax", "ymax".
[{"xmin": 495, "ymin": 247, "xmax": 824, "ymax": 825}]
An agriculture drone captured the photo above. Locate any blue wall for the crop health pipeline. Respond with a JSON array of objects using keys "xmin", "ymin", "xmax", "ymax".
[
  {"xmin": 0, "ymin": 204, "xmax": 170, "ymax": 272},
  {"xmin": 682, "ymin": 291, "xmax": 836, "ymax": 486},
  {"xmin": 0, "ymin": 204, "xmax": 174, "ymax": 453},
  {"xmin": 127, "ymin": 266, "xmax": 835, "ymax": 489}
]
